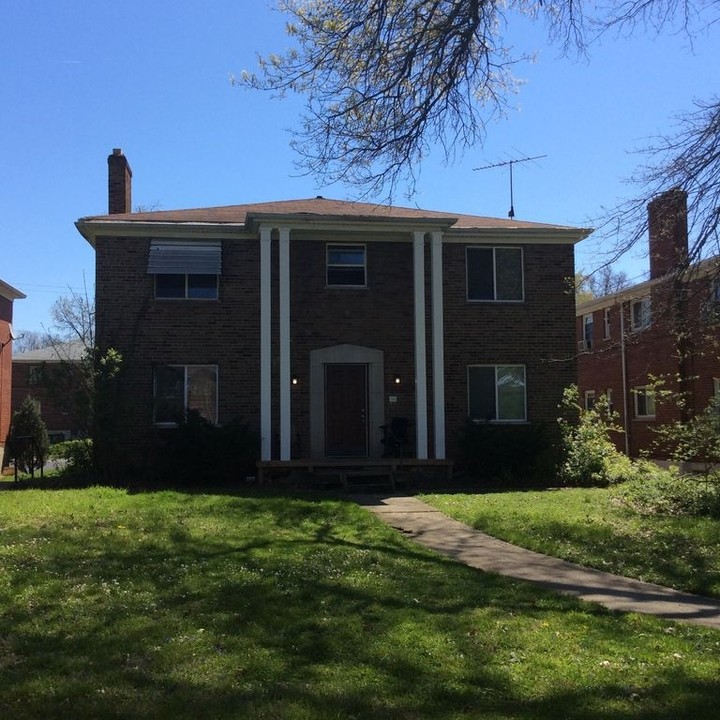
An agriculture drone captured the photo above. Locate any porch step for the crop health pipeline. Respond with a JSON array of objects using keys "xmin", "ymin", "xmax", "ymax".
[{"xmin": 340, "ymin": 469, "xmax": 396, "ymax": 492}]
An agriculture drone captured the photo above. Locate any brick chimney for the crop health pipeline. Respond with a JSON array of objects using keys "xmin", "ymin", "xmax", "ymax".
[
  {"xmin": 648, "ymin": 188, "xmax": 688, "ymax": 279},
  {"xmin": 108, "ymin": 148, "xmax": 132, "ymax": 214}
]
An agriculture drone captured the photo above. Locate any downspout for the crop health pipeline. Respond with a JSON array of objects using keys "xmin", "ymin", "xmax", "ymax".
[{"xmin": 619, "ymin": 301, "xmax": 630, "ymax": 456}]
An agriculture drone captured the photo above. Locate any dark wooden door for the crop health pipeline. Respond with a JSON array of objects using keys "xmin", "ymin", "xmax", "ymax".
[{"xmin": 324, "ymin": 364, "xmax": 368, "ymax": 456}]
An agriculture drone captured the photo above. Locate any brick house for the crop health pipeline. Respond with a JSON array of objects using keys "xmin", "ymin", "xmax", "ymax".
[
  {"xmin": 11, "ymin": 341, "xmax": 87, "ymax": 444},
  {"xmin": 1, "ymin": 279, "xmax": 26, "ymax": 468},
  {"xmin": 576, "ymin": 189, "xmax": 720, "ymax": 458},
  {"xmin": 75, "ymin": 149, "xmax": 590, "ymax": 473}
]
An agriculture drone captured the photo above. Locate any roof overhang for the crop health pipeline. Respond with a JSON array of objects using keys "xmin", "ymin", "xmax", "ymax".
[{"xmin": 0, "ymin": 279, "xmax": 26, "ymax": 301}]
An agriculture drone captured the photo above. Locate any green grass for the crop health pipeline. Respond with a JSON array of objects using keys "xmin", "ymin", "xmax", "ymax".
[
  {"xmin": 422, "ymin": 487, "xmax": 720, "ymax": 598},
  {"xmin": 0, "ymin": 484, "xmax": 719, "ymax": 718}
]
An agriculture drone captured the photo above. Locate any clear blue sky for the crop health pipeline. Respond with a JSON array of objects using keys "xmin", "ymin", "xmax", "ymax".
[{"xmin": 2, "ymin": 1, "xmax": 716, "ymax": 333}]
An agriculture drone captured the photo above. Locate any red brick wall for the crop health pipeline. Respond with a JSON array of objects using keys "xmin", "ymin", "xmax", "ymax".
[
  {"xmin": 96, "ymin": 232, "xmax": 577, "ymax": 466},
  {"xmin": 1, "ymin": 301, "xmax": 15, "ymax": 463},
  {"xmin": 577, "ymin": 272, "xmax": 720, "ymax": 458}
]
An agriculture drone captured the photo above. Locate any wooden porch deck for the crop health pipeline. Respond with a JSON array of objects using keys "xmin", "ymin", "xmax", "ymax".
[{"xmin": 256, "ymin": 457, "xmax": 453, "ymax": 488}]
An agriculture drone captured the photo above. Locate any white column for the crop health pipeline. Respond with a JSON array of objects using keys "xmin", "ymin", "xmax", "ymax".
[
  {"xmin": 279, "ymin": 226, "xmax": 291, "ymax": 460},
  {"xmin": 431, "ymin": 231, "xmax": 446, "ymax": 459},
  {"xmin": 260, "ymin": 226, "xmax": 272, "ymax": 460},
  {"xmin": 413, "ymin": 231, "xmax": 428, "ymax": 459}
]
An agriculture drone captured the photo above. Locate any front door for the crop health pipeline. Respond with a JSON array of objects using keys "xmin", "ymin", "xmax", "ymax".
[{"xmin": 324, "ymin": 363, "xmax": 368, "ymax": 456}]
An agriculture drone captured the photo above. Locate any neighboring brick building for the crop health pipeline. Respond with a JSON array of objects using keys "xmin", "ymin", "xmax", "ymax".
[
  {"xmin": 76, "ymin": 149, "xmax": 590, "ymax": 472},
  {"xmin": 12, "ymin": 341, "xmax": 87, "ymax": 443},
  {"xmin": 576, "ymin": 189, "xmax": 720, "ymax": 458},
  {"xmin": 1, "ymin": 279, "xmax": 26, "ymax": 468}
]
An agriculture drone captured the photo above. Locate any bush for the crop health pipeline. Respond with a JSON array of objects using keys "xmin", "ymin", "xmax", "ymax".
[
  {"xmin": 6, "ymin": 396, "xmax": 50, "ymax": 473},
  {"xmin": 457, "ymin": 421, "xmax": 562, "ymax": 485},
  {"xmin": 49, "ymin": 439, "xmax": 94, "ymax": 474},
  {"xmin": 148, "ymin": 411, "xmax": 260, "ymax": 484},
  {"xmin": 558, "ymin": 386, "xmax": 638, "ymax": 487},
  {"xmin": 614, "ymin": 466, "xmax": 720, "ymax": 518}
]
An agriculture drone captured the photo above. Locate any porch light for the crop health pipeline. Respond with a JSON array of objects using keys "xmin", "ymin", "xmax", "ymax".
[
  {"xmin": 394, "ymin": 376, "xmax": 401, "ymax": 385},
  {"xmin": 292, "ymin": 376, "xmax": 299, "ymax": 385}
]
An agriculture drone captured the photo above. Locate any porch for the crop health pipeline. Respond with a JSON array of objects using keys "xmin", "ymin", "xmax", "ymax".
[{"xmin": 256, "ymin": 457, "xmax": 453, "ymax": 490}]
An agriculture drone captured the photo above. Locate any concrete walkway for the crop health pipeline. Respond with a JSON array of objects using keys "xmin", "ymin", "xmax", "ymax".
[{"xmin": 355, "ymin": 494, "xmax": 720, "ymax": 630}]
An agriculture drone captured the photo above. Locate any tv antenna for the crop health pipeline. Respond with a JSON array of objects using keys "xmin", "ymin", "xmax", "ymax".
[{"xmin": 474, "ymin": 154, "xmax": 547, "ymax": 219}]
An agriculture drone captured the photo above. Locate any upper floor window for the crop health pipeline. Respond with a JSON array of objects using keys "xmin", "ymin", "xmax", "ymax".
[
  {"xmin": 467, "ymin": 247, "xmax": 524, "ymax": 302},
  {"xmin": 603, "ymin": 308, "xmax": 611, "ymax": 339},
  {"xmin": 28, "ymin": 365, "xmax": 45, "ymax": 386},
  {"xmin": 153, "ymin": 364, "xmax": 218, "ymax": 426},
  {"xmin": 582, "ymin": 313, "xmax": 594, "ymax": 350},
  {"xmin": 468, "ymin": 364, "xmax": 526, "ymax": 422},
  {"xmin": 327, "ymin": 244, "xmax": 366, "ymax": 287},
  {"xmin": 631, "ymin": 297, "xmax": 651, "ymax": 331},
  {"xmin": 148, "ymin": 240, "xmax": 221, "ymax": 299}
]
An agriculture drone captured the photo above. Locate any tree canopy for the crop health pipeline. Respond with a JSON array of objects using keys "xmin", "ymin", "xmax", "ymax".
[{"xmin": 242, "ymin": 0, "xmax": 719, "ymax": 264}]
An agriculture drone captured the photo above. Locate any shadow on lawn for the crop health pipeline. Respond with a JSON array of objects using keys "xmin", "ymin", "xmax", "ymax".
[{"xmin": 3, "ymin": 482, "xmax": 720, "ymax": 718}]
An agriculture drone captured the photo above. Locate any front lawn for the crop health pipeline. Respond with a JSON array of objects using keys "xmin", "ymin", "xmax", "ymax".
[
  {"xmin": 1, "ymin": 485, "xmax": 719, "ymax": 718},
  {"xmin": 422, "ymin": 487, "xmax": 720, "ymax": 598}
]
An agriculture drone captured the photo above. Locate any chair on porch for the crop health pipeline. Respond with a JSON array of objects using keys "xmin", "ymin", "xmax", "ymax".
[{"xmin": 380, "ymin": 417, "xmax": 410, "ymax": 459}]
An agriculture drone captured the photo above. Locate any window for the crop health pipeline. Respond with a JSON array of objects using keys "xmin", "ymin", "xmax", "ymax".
[
  {"xmin": 584, "ymin": 390, "xmax": 596, "ymax": 411},
  {"xmin": 631, "ymin": 297, "xmax": 651, "ymax": 331},
  {"xmin": 634, "ymin": 387, "xmax": 656, "ymax": 418},
  {"xmin": 468, "ymin": 365, "xmax": 526, "ymax": 422},
  {"xmin": 606, "ymin": 388, "xmax": 614, "ymax": 413},
  {"xmin": 28, "ymin": 365, "xmax": 45, "ymax": 386},
  {"xmin": 582, "ymin": 313, "xmax": 594, "ymax": 350},
  {"xmin": 148, "ymin": 240, "xmax": 221, "ymax": 299},
  {"xmin": 467, "ymin": 247, "xmax": 524, "ymax": 301},
  {"xmin": 153, "ymin": 365, "xmax": 218, "ymax": 425},
  {"xmin": 603, "ymin": 308, "xmax": 611, "ymax": 339},
  {"xmin": 327, "ymin": 244, "xmax": 366, "ymax": 286}
]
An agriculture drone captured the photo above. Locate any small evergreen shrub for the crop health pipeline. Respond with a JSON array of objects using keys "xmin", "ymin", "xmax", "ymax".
[
  {"xmin": 458, "ymin": 421, "xmax": 562, "ymax": 485},
  {"xmin": 6, "ymin": 396, "xmax": 50, "ymax": 473}
]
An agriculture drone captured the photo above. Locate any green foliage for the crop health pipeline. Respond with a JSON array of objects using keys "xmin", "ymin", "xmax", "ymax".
[
  {"xmin": 654, "ymin": 395, "xmax": 720, "ymax": 472},
  {"xmin": 558, "ymin": 386, "xmax": 638, "ymax": 487},
  {"xmin": 49, "ymin": 438, "xmax": 94, "ymax": 474},
  {"xmin": 615, "ymin": 468, "xmax": 720, "ymax": 519},
  {"xmin": 148, "ymin": 411, "xmax": 260, "ymax": 484},
  {"xmin": 6, "ymin": 396, "xmax": 50, "ymax": 473},
  {"xmin": 458, "ymin": 421, "xmax": 562, "ymax": 485},
  {"xmin": 90, "ymin": 347, "xmax": 123, "ymax": 478}
]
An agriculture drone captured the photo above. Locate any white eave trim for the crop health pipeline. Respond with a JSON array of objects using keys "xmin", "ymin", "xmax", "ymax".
[
  {"xmin": 444, "ymin": 227, "xmax": 593, "ymax": 245},
  {"xmin": 75, "ymin": 220, "xmax": 250, "ymax": 246}
]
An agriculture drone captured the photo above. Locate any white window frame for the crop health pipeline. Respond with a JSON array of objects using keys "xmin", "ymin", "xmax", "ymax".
[
  {"xmin": 631, "ymin": 297, "xmax": 652, "ymax": 331},
  {"xmin": 606, "ymin": 388, "xmax": 614, "ymax": 413},
  {"xmin": 148, "ymin": 240, "xmax": 221, "ymax": 300},
  {"xmin": 634, "ymin": 386, "xmax": 656, "ymax": 419},
  {"xmin": 467, "ymin": 364, "xmax": 527, "ymax": 423},
  {"xmin": 582, "ymin": 313, "xmax": 594, "ymax": 350},
  {"xmin": 153, "ymin": 364, "xmax": 218, "ymax": 426},
  {"xmin": 584, "ymin": 390, "xmax": 596, "ymax": 411},
  {"xmin": 326, "ymin": 243, "xmax": 367, "ymax": 287},
  {"xmin": 603, "ymin": 308, "xmax": 611, "ymax": 339},
  {"xmin": 466, "ymin": 247, "xmax": 524, "ymax": 302}
]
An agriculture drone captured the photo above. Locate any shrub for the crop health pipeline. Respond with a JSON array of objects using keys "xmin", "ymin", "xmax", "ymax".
[
  {"xmin": 148, "ymin": 411, "xmax": 260, "ymax": 484},
  {"xmin": 614, "ymin": 466, "xmax": 720, "ymax": 518},
  {"xmin": 6, "ymin": 396, "xmax": 50, "ymax": 473},
  {"xmin": 558, "ymin": 386, "xmax": 637, "ymax": 486},
  {"xmin": 457, "ymin": 420, "xmax": 562, "ymax": 485},
  {"xmin": 49, "ymin": 438, "xmax": 94, "ymax": 474}
]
